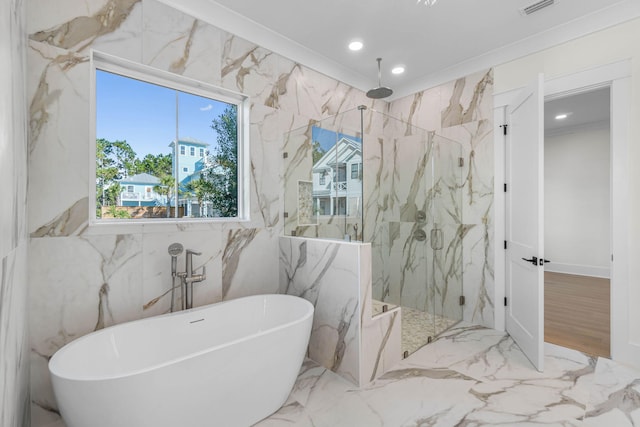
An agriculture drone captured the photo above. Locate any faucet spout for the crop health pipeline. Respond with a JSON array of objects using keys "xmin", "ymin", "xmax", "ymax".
[{"xmin": 184, "ymin": 249, "xmax": 205, "ymax": 310}]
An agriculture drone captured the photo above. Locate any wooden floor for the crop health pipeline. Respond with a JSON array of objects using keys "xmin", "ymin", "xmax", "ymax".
[{"xmin": 544, "ymin": 271, "xmax": 610, "ymax": 358}]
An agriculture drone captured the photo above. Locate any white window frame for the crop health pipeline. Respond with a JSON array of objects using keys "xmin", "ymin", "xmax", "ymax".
[
  {"xmin": 190, "ymin": 146, "xmax": 195, "ymax": 156},
  {"xmin": 90, "ymin": 50, "xmax": 250, "ymax": 225},
  {"xmin": 180, "ymin": 145, "xmax": 186, "ymax": 155}
]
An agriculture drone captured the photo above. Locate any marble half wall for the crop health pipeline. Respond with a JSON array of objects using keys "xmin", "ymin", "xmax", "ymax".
[
  {"xmin": 279, "ymin": 236, "xmax": 401, "ymax": 387},
  {"xmin": 0, "ymin": 0, "xmax": 30, "ymax": 426}
]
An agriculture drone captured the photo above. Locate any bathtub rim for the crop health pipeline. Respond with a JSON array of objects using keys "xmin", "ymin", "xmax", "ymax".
[{"xmin": 49, "ymin": 294, "xmax": 314, "ymax": 382}]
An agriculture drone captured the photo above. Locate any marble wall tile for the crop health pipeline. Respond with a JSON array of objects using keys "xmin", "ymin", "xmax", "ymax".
[
  {"xmin": 460, "ymin": 222, "xmax": 494, "ymax": 327},
  {"xmin": 27, "ymin": 42, "xmax": 91, "ymax": 235},
  {"xmin": 29, "ymin": 234, "xmax": 143, "ymax": 420},
  {"xmin": 249, "ymin": 104, "xmax": 285, "ymax": 229},
  {"xmin": 1, "ymin": 0, "xmax": 30, "ymax": 425},
  {"xmin": 220, "ymin": 34, "xmax": 278, "ymax": 104},
  {"xmin": 222, "ymin": 227, "xmax": 280, "ymax": 300},
  {"xmin": 440, "ymin": 69, "xmax": 494, "ymax": 129},
  {"xmin": 141, "ymin": 230, "xmax": 222, "ymax": 318},
  {"xmin": 142, "ymin": 0, "xmax": 220, "ymax": 83},
  {"xmin": 279, "ymin": 236, "xmax": 362, "ymax": 385},
  {"xmin": 0, "ymin": 245, "xmax": 30, "ymax": 427},
  {"xmin": 28, "ymin": 0, "xmax": 142, "ymax": 59}
]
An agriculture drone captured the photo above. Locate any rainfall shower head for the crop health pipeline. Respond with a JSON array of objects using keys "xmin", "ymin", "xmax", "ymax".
[{"xmin": 366, "ymin": 58, "xmax": 393, "ymax": 99}]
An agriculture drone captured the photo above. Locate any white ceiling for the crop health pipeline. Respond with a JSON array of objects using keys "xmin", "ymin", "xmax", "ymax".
[
  {"xmin": 168, "ymin": 0, "xmax": 640, "ymax": 100},
  {"xmin": 545, "ymin": 87, "xmax": 610, "ymax": 133}
]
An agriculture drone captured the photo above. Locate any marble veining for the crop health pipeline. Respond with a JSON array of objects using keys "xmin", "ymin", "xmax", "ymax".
[
  {"xmin": 257, "ymin": 324, "xmax": 640, "ymax": 427},
  {"xmin": 23, "ymin": 0, "xmax": 499, "ymax": 424},
  {"xmin": 29, "ymin": 0, "xmax": 140, "ymax": 52},
  {"xmin": 1, "ymin": 0, "xmax": 30, "ymax": 424}
]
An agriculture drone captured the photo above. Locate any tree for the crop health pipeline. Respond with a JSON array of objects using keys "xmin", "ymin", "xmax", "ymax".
[
  {"xmin": 312, "ymin": 140, "xmax": 326, "ymax": 164},
  {"xmin": 154, "ymin": 174, "xmax": 177, "ymax": 218},
  {"xmin": 184, "ymin": 178, "xmax": 214, "ymax": 217},
  {"xmin": 202, "ymin": 105, "xmax": 238, "ymax": 217},
  {"xmin": 96, "ymin": 138, "xmax": 137, "ymax": 209},
  {"xmin": 133, "ymin": 153, "xmax": 172, "ymax": 177}
]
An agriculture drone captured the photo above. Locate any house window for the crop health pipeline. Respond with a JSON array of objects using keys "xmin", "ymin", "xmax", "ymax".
[
  {"xmin": 336, "ymin": 165, "xmax": 347, "ymax": 182},
  {"xmin": 126, "ymin": 185, "xmax": 134, "ymax": 192},
  {"xmin": 319, "ymin": 174, "xmax": 326, "ymax": 185},
  {"xmin": 351, "ymin": 163, "xmax": 361, "ymax": 179},
  {"xmin": 93, "ymin": 52, "xmax": 248, "ymax": 221}
]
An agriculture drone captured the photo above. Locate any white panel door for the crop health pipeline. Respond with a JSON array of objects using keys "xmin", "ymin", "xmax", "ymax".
[{"xmin": 505, "ymin": 74, "xmax": 545, "ymax": 372}]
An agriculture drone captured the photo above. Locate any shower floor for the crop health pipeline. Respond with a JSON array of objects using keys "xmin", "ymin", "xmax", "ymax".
[{"xmin": 372, "ymin": 300, "xmax": 459, "ymax": 356}]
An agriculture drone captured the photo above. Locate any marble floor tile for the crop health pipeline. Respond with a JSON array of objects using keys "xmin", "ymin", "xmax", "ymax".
[{"xmin": 257, "ymin": 324, "xmax": 640, "ymax": 427}]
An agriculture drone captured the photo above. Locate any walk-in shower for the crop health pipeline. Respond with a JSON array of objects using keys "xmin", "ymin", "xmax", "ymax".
[{"xmin": 283, "ymin": 106, "xmax": 464, "ymax": 355}]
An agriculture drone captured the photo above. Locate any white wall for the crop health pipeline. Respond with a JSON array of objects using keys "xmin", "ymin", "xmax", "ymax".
[
  {"xmin": 494, "ymin": 16, "xmax": 640, "ymax": 363},
  {"xmin": 544, "ymin": 126, "xmax": 610, "ymax": 277}
]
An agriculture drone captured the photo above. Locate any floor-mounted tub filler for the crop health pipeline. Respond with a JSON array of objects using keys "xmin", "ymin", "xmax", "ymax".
[{"xmin": 49, "ymin": 294, "xmax": 314, "ymax": 427}]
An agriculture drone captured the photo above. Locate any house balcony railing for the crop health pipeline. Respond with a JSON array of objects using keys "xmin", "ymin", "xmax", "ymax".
[
  {"xmin": 121, "ymin": 192, "xmax": 157, "ymax": 201},
  {"xmin": 332, "ymin": 181, "xmax": 347, "ymax": 191}
]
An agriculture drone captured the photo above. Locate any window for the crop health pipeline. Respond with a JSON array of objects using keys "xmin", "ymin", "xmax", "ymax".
[
  {"xmin": 336, "ymin": 165, "xmax": 347, "ymax": 182},
  {"xmin": 319, "ymin": 174, "xmax": 326, "ymax": 185},
  {"xmin": 351, "ymin": 163, "xmax": 361, "ymax": 179},
  {"xmin": 93, "ymin": 52, "xmax": 248, "ymax": 221}
]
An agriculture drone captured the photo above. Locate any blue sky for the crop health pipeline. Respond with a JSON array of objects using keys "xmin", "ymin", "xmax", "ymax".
[
  {"xmin": 96, "ymin": 70, "xmax": 229, "ymax": 157},
  {"xmin": 312, "ymin": 126, "xmax": 361, "ymax": 152}
]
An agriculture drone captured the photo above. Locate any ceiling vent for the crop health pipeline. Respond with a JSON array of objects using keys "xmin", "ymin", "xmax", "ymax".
[{"xmin": 520, "ymin": 0, "xmax": 556, "ymax": 15}]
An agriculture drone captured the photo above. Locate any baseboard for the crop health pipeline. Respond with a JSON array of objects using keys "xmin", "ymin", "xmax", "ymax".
[{"xmin": 544, "ymin": 262, "xmax": 610, "ymax": 279}]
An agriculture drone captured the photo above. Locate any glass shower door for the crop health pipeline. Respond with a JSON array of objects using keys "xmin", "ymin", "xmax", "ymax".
[{"xmin": 429, "ymin": 135, "xmax": 464, "ymax": 335}]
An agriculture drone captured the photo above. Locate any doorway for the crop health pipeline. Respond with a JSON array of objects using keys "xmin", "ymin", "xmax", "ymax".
[
  {"xmin": 495, "ymin": 60, "xmax": 636, "ymax": 370},
  {"xmin": 543, "ymin": 87, "xmax": 611, "ymax": 357}
]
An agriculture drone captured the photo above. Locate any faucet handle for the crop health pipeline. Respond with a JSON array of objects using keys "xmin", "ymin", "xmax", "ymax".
[{"xmin": 186, "ymin": 249, "xmax": 202, "ymax": 256}]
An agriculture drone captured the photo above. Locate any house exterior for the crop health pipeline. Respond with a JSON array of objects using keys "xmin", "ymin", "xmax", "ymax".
[
  {"xmin": 116, "ymin": 138, "xmax": 212, "ymax": 213},
  {"xmin": 117, "ymin": 172, "xmax": 165, "ymax": 207},
  {"xmin": 169, "ymin": 137, "xmax": 210, "ymax": 185},
  {"xmin": 312, "ymin": 137, "xmax": 362, "ymax": 216},
  {"xmin": 169, "ymin": 137, "xmax": 215, "ymax": 217}
]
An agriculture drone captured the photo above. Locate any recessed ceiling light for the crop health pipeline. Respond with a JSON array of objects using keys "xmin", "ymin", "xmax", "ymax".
[
  {"xmin": 348, "ymin": 41, "xmax": 363, "ymax": 51},
  {"xmin": 391, "ymin": 66, "xmax": 405, "ymax": 75},
  {"xmin": 555, "ymin": 114, "xmax": 568, "ymax": 120}
]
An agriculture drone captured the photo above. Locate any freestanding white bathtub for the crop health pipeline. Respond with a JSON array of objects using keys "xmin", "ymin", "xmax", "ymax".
[{"xmin": 49, "ymin": 294, "xmax": 314, "ymax": 427}]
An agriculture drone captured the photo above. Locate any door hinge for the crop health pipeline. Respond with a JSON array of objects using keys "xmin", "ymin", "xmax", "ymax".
[
  {"xmin": 283, "ymin": 152, "xmax": 288, "ymax": 159},
  {"xmin": 458, "ymin": 157, "xmax": 464, "ymax": 167},
  {"xmin": 504, "ymin": 240, "xmax": 507, "ymax": 250},
  {"xmin": 500, "ymin": 124, "xmax": 508, "ymax": 135},
  {"xmin": 459, "ymin": 295, "xmax": 465, "ymax": 306},
  {"xmin": 504, "ymin": 183, "xmax": 507, "ymax": 192},
  {"xmin": 504, "ymin": 297, "xmax": 508, "ymax": 307}
]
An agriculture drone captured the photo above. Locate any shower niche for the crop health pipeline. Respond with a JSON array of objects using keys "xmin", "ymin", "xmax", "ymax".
[{"xmin": 282, "ymin": 105, "xmax": 464, "ymax": 364}]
